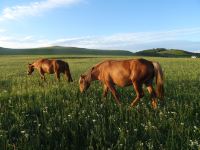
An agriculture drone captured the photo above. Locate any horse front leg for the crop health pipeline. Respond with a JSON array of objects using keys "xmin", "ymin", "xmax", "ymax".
[
  {"xmin": 107, "ymin": 83, "xmax": 121, "ymax": 106},
  {"xmin": 130, "ymin": 82, "xmax": 144, "ymax": 107},
  {"xmin": 103, "ymin": 84, "xmax": 108, "ymax": 97},
  {"xmin": 40, "ymin": 75, "xmax": 46, "ymax": 81},
  {"xmin": 39, "ymin": 69, "xmax": 46, "ymax": 81}
]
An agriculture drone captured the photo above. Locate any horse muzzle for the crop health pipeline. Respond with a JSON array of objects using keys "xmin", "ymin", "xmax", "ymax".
[{"xmin": 80, "ymin": 88, "xmax": 84, "ymax": 93}]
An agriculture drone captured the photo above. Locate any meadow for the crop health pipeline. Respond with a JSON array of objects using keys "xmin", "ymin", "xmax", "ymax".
[{"xmin": 0, "ymin": 55, "xmax": 200, "ymax": 150}]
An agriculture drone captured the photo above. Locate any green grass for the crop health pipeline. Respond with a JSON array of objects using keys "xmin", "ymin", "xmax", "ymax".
[{"xmin": 0, "ymin": 55, "xmax": 200, "ymax": 149}]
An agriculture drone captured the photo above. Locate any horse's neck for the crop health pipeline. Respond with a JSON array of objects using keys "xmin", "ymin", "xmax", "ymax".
[
  {"xmin": 32, "ymin": 62, "xmax": 40, "ymax": 69},
  {"xmin": 87, "ymin": 68, "xmax": 99, "ymax": 82}
]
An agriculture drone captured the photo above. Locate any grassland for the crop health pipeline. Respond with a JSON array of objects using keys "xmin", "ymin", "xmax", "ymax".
[{"xmin": 0, "ymin": 55, "xmax": 200, "ymax": 149}]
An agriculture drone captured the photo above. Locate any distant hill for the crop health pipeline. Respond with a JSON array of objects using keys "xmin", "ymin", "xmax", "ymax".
[
  {"xmin": 0, "ymin": 46, "xmax": 199, "ymax": 57},
  {"xmin": 135, "ymin": 48, "xmax": 200, "ymax": 57},
  {"xmin": 0, "ymin": 46, "xmax": 133, "ymax": 56}
]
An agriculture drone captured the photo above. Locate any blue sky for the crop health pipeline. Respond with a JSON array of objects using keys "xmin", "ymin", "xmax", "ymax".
[{"xmin": 0, "ymin": 0, "xmax": 200, "ymax": 52}]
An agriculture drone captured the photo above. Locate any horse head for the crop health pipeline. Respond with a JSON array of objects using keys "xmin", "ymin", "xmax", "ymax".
[
  {"xmin": 27, "ymin": 63, "xmax": 34, "ymax": 75},
  {"xmin": 79, "ymin": 74, "xmax": 91, "ymax": 93}
]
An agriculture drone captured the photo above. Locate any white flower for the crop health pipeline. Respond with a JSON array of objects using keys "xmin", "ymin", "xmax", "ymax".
[
  {"xmin": 134, "ymin": 128, "xmax": 138, "ymax": 132},
  {"xmin": 21, "ymin": 130, "xmax": 25, "ymax": 134}
]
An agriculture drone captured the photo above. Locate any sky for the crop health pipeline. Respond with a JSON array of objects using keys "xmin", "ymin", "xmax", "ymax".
[{"xmin": 0, "ymin": 0, "xmax": 200, "ymax": 52}]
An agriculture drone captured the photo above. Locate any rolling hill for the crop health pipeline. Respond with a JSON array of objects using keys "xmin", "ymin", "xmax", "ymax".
[
  {"xmin": 0, "ymin": 46, "xmax": 199, "ymax": 57},
  {"xmin": 135, "ymin": 48, "xmax": 200, "ymax": 57},
  {"xmin": 0, "ymin": 46, "xmax": 133, "ymax": 56}
]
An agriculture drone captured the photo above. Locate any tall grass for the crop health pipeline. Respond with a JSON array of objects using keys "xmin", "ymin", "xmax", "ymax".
[{"xmin": 0, "ymin": 56, "xmax": 200, "ymax": 149}]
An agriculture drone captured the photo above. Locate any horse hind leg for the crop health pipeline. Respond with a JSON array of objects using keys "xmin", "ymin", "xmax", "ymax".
[
  {"xmin": 55, "ymin": 72, "xmax": 60, "ymax": 81},
  {"xmin": 65, "ymin": 70, "xmax": 73, "ymax": 82},
  {"xmin": 146, "ymin": 84, "xmax": 157, "ymax": 109},
  {"xmin": 130, "ymin": 82, "xmax": 144, "ymax": 107}
]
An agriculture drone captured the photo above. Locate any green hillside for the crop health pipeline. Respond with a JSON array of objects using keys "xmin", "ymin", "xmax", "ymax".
[
  {"xmin": 0, "ymin": 46, "xmax": 199, "ymax": 57},
  {"xmin": 135, "ymin": 48, "xmax": 200, "ymax": 57},
  {"xmin": 0, "ymin": 46, "xmax": 133, "ymax": 56}
]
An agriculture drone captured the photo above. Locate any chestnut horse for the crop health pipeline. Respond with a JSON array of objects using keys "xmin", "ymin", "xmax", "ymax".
[
  {"xmin": 79, "ymin": 58, "xmax": 164, "ymax": 108},
  {"xmin": 27, "ymin": 58, "xmax": 73, "ymax": 82}
]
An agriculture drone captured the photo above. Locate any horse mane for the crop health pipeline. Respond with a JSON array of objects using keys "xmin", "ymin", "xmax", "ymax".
[{"xmin": 83, "ymin": 60, "xmax": 108, "ymax": 81}]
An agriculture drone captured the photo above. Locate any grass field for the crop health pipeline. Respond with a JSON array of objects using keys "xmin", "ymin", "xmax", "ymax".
[{"xmin": 0, "ymin": 55, "xmax": 200, "ymax": 150}]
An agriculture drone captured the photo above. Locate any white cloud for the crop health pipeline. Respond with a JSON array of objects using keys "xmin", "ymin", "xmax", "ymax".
[
  {"xmin": 0, "ymin": 0, "xmax": 81, "ymax": 21},
  {"xmin": 0, "ymin": 29, "xmax": 6, "ymax": 33},
  {"xmin": 0, "ymin": 35, "xmax": 50, "ymax": 48},
  {"xmin": 51, "ymin": 28, "xmax": 200, "ymax": 51},
  {"xmin": 1, "ymin": 28, "xmax": 200, "ymax": 52}
]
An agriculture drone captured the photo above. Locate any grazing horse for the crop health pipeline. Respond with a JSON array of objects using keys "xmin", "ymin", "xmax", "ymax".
[
  {"xmin": 79, "ymin": 58, "xmax": 164, "ymax": 109},
  {"xmin": 27, "ymin": 58, "xmax": 73, "ymax": 82}
]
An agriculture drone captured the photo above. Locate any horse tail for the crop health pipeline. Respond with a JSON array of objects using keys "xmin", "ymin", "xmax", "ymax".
[
  {"xmin": 65, "ymin": 62, "xmax": 73, "ymax": 82},
  {"xmin": 152, "ymin": 62, "xmax": 164, "ymax": 99}
]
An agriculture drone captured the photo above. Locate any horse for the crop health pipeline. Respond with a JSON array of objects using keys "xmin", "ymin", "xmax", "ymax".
[
  {"xmin": 79, "ymin": 58, "xmax": 164, "ymax": 109},
  {"xmin": 27, "ymin": 58, "xmax": 73, "ymax": 82}
]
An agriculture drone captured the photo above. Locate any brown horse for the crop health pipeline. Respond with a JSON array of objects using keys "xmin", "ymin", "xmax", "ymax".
[
  {"xmin": 79, "ymin": 58, "xmax": 164, "ymax": 108},
  {"xmin": 27, "ymin": 58, "xmax": 73, "ymax": 82}
]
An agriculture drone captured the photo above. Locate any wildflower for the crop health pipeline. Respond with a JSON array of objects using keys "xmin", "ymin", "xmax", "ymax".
[
  {"xmin": 139, "ymin": 142, "xmax": 144, "ymax": 146},
  {"xmin": 25, "ymin": 133, "xmax": 29, "ymax": 138},
  {"xmin": 43, "ymin": 107, "xmax": 48, "ymax": 113},
  {"xmin": 144, "ymin": 125, "xmax": 148, "ymax": 131},
  {"xmin": 189, "ymin": 139, "xmax": 199, "ymax": 147},
  {"xmin": 21, "ymin": 130, "xmax": 25, "ymax": 134},
  {"xmin": 152, "ymin": 125, "xmax": 157, "ymax": 129},
  {"xmin": 159, "ymin": 112, "xmax": 163, "ymax": 116},
  {"xmin": 134, "ymin": 128, "xmax": 138, "ymax": 132},
  {"xmin": 100, "ymin": 104, "xmax": 103, "ymax": 108}
]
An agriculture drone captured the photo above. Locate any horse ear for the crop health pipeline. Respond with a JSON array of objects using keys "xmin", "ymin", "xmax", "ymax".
[{"xmin": 90, "ymin": 67, "xmax": 95, "ymax": 72}]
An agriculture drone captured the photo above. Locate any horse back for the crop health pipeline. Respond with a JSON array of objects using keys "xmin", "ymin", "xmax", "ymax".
[
  {"xmin": 33, "ymin": 59, "xmax": 68, "ymax": 74},
  {"xmin": 129, "ymin": 59, "xmax": 154, "ymax": 82},
  {"xmin": 97, "ymin": 59, "xmax": 154, "ymax": 86},
  {"xmin": 53, "ymin": 60, "xmax": 68, "ymax": 73}
]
